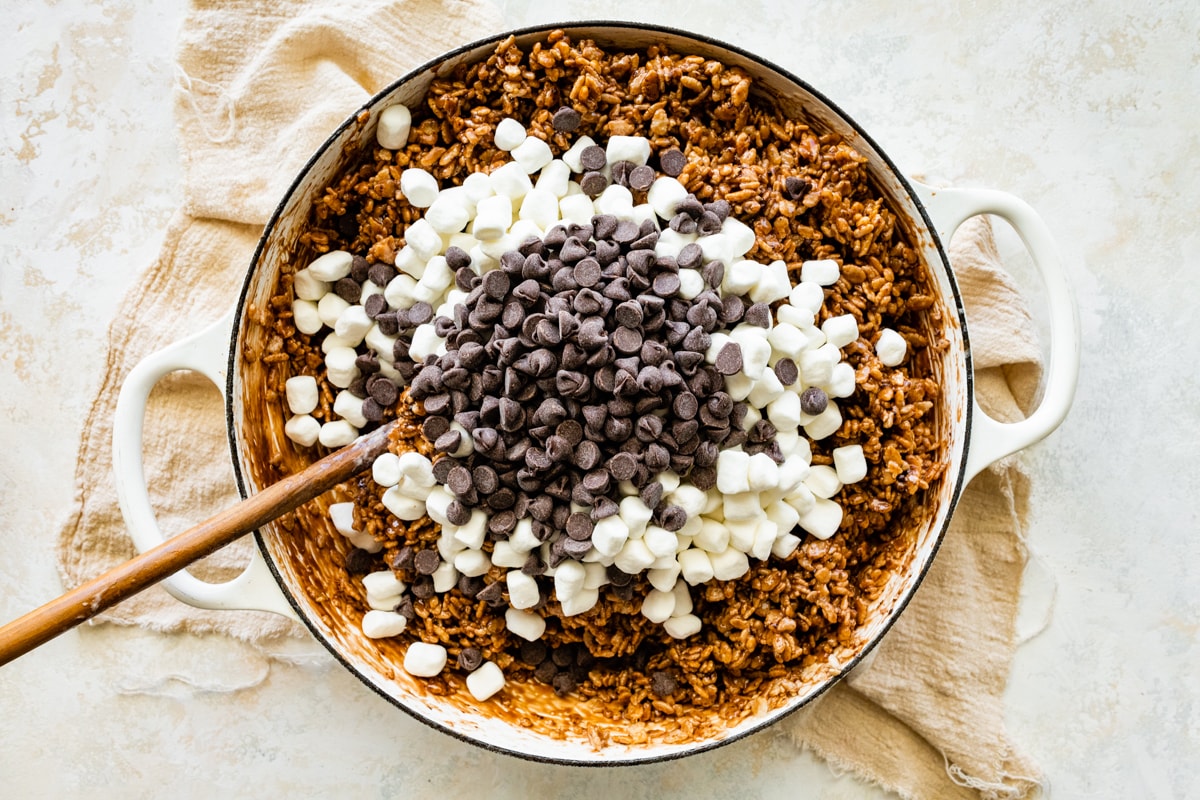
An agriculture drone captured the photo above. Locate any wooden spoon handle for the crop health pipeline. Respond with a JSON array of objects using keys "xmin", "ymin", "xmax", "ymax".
[{"xmin": 0, "ymin": 421, "xmax": 396, "ymax": 667}]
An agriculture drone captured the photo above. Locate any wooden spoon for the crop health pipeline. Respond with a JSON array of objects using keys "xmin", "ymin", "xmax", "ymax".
[{"xmin": 0, "ymin": 419, "xmax": 398, "ymax": 667}]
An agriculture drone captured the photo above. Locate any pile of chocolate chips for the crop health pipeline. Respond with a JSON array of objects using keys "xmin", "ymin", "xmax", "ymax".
[{"xmin": 405, "ymin": 205, "xmax": 782, "ymax": 570}]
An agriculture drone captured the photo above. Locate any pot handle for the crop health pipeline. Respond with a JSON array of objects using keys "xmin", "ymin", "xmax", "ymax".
[
  {"xmin": 912, "ymin": 182, "xmax": 1080, "ymax": 483},
  {"xmin": 111, "ymin": 309, "xmax": 297, "ymax": 619}
]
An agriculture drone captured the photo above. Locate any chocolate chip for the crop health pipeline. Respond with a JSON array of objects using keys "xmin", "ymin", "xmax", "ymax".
[
  {"xmin": 706, "ymin": 199, "xmax": 732, "ymax": 222},
  {"xmin": 612, "ymin": 326, "xmax": 643, "ymax": 354},
  {"xmin": 334, "ymin": 277, "xmax": 361, "ymax": 304},
  {"xmin": 368, "ymin": 376, "xmax": 399, "ymax": 407},
  {"xmin": 408, "ymin": 302, "xmax": 433, "ymax": 326},
  {"xmin": 677, "ymin": 243, "xmax": 703, "ymax": 270},
  {"xmin": 784, "ymin": 175, "xmax": 810, "ymax": 200},
  {"xmin": 446, "ymin": 465, "xmax": 473, "ymax": 497},
  {"xmin": 552, "ymin": 105, "xmax": 582, "ymax": 132},
  {"xmin": 801, "ymin": 386, "xmax": 829, "ymax": 415},
  {"xmin": 640, "ymin": 481, "xmax": 663, "ymax": 510},
  {"xmin": 612, "ymin": 219, "xmax": 640, "ymax": 244},
  {"xmin": 476, "ymin": 579, "xmax": 505, "ymax": 607},
  {"xmin": 774, "ymin": 357, "xmax": 799, "ymax": 386},
  {"xmin": 410, "ymin": 576, "xmax": 435, "ymax": 599},
  {"xmin": 697, "ymin": 210, "xmax": 723, "ymax": 235},
  {"xmin": 414, "ymin": 549, "xmax": 441, "ymax": 575},
  {"xmin": 368, "ymin": 262, "xmax": 396, "ymax": 287},
  {"xmin": 350, "ymin": 254, "xmax": 370, "ymax": 282},
  {"xmin": 566, "ymin": 512, "xmax": 594, "ymax": 541},
  {"xmin": 363, "ymin": 293, "xmax": 389, "ymax": 319},
  {"xmin": 652, "ymin": 271, "xmax": 681, "ymax": 297},
  {"xmin": 579, "ymin": 144, "xmax": 607, "ymax": 172},
  {"xmin": 608, "ymin": 452, "xmax": 638, "ymax": 481},
  {"xmin": 457, "ymin": 646, "xmax": 484, "ymax": 672},
  {"xmin": 610, "ymin": 160, "xmax": 634, "ymax": 187},
  {"xmin": 628, "ymin": 164, "xmax": 655, "ymax": 192},
  {"xmin": 520, "ymin": 638, "xmax": 548, "ymax": 666},
  {"xmin": 573, "ymin": 257, "xmax": 602, "ymax": 287},
  {"xmin": 744, "ymin": 302, "xmax": 771, "ymax": 328},
  {"xmin": 580, "ymin": 171, "xmax": 608, "ymax": 197},
  {"xmin": 702, "ymin": 260, "xmax": 725, "ymax": 289},
  {"xmin": 651, "ymin": 670, "xmax": 679, "ymax": 697},
  {"xmin": 691, "ymin": 465, "xmax": 716, "ymax": 490},
  {"xmin": 658, "ymin": 147, "xmax": 686, "ymax": 177},
  {"xmin": 521, "ymin": 552, "xmax": 546, "ymax": 576},
  {"xmin": 714, "ymin": 342, "xmax": 744, "ymax": 375},
  {"xmin": 669, "ymin": 213, "xmax": 697, "ymax": 234}
]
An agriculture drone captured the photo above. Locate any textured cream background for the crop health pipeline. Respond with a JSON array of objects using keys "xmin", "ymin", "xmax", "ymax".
[{"xmin": 1, "ymin": 1, "xmax": 1196, "ymax": 797}]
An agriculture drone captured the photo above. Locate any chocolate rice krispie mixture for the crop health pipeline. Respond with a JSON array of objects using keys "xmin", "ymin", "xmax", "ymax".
[{"xmin": 251, "ymin": 31, "xmax": 948, "ymax": 744}]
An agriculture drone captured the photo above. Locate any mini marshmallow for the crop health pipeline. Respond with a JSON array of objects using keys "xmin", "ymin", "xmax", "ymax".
[
  {"xmin": 329, "ymin": 502, "xmax": 357, "ymax": 536},
  {"xmin": 664, "ymin": 614, "xmax": 702, "ymax": 639},
  {"xmin": 485, "ymin": 540, "xmax": 521, "ymax": 570},
  {"xmin": 308, "ymin": 250, "xmax": 354, "ymax": 282},
  {"xmin": 363, "ymin": 570, "xmax": 405, "ymax": 601},
  {"xmin": 751, "ymin": 518, "xmax": 778, "ymax": 561},
  {"xmin": 404, "ymin": 217, "xmax": 443, "ymax": 261},
  {"xmin": 334, "ymin": 304, "xmax": 372, "ymax": 344},
  {"xmin": 397, "ymin": 452, "xmax": 435, "ymax": 486},
  {"xmin": 505, "ymin": 607, "xmax": 546, "ymax": 642},
  {"xmin": 630, "ymin": 203, "xmax": 660, "ymax": 229},
  {"xmin": 292, "ymin": 299, "xmax": 322, "ymax": 335},
  {"xmin": 702, "ymin": 489, "xmax": 724, "ymax": 516},
  {"xmin": 767, "ymin": 390, "xmax": 802, "ymax": 431},
  {"xmin": 646, "ymin": 176, "xmax": 688, "ymax": 219},
  {"xmin": 424, "ymin": 192, "xmax": 471, "ymax": 234},
  {"xmin": 833, "ymin": 444, "xmax": 868, "ymax": 484},
  {"xmin": 554, "ymin": 559, "xmax": 587, "ymax": 600},
  {"xmin": 324, "ymin": 346, "xmax": 359, "ymax": 388},
  {"xmin": 765, "ymin": 498, "xmax": 801, "ymax": 535},
  {"xmin": 800, "ymin": 258, "xmax": 840, "ymax": 285},
  {"xmin": 667, "ymin": 484, "xmax": 707, "ymax": 518},
  {"xmin": 648, "ymin": 561, "xmax": 681, "ymax": 593},
  {"xmin": 803, "ymin": 401, "xmax": 843, "ymax": 440},
  {"xmin": 829, "ymin": 362, "xmax": 857, "ymax": 398},
  {"xmin": 292, "ymin": 268, "xmax": 329, "ymax": 301},
  {"xmin": 560, "ymin": 135, "xmax": 596, "ymax": 172},
  {"xmin": 679, "ymin": 548, "xmax": 715, "ymax": 584},
  {"xmin": 376, "ymin": 103, "xmax": 412, "ymax": 149},
  {"xmin": 723, "ymin": 491, "xmax": 764, "ymax": 524},
  {"xmin": 613, "ymin": 538, "xmax": 656, "ymax": 574},
  {"xmin": 415, "ymin": 254, "xmax": 453, "ymax": 297},
  {"xmin": 678, "ymin": 268, "xmax": 705, "ymax": 299},
  {"xmin": 312, "ymin": 407, "xmax": 354, "ymax": 440},
  {"xmin": 643, "ymin": 526, "xmax": 678, "ymax": 559},
  {"xmin": 382, "ymin": 486, "xmax": 426, "ymax": 520},
  {"xmin": 732, "ymin": 327, "xmax": 772, "ymax": 380},
  {"xmin": 403, "ymin": 641, "xmax": 448, "ymax": 677},
  {"xmin": 369, "ymin": 453, "xmax": 402, "ymax": 489},
  {"xmin": 653, "ymin": 228, "xmax": 696, "ymax": 259},
  {"xmin": 591, "ymin": 515, "xmax": 630, "ymax": 557},
  {"xmin": 671, "ymin": 580, "xmax": 693, "ymax": 616},
  {"xmin": 557, "ymin": 193, "xmax": 595, "ymax": 225},
  {"xmin": 465, "ymin": 661, "xmax": 506, "ymax": 701},
  {"xmin": 451, "ymin": 510, "xmax": 487, "ymax": 551},
  {"xmin": 698, "ymin": 233, "xmax": 735, "ymax": 267},
  {"xmin": 511, "ymin": 135, "xmax": 553, "ymax": 174},
  {"xmin": 362, "ymin": 609, "xmax": 408, "ymax": 639},
  {"xmin": 384, "ymin": 274, "xmax": 419, "ymax": 309},
  {"xmin": 606, "ymin": 135, "xmax": 651, "ymax": 166},
  {"xmin": 509, "ymin": 517, "xmax": 540, "ymax": 554},
  {"xmin": 320, "ymin": 332, "xmax": 356, "ymax": 354},
  {"xmin": 767, "ymin": 322, "xmax": 806, "ymax": 359},
  {"xmin": 334, "ymin": 390, "xmax": 368, "ymax": 428},
  {"xmin": 876, "ymin": 328, "xmax": 908, "ymax": 366},
  {"xmin": 723, "ymin": 371, "xmax": 755, "ymax": 402},
  {"xmin": 704, "ymin": 332, "xmax": 732, "ymax": 365},
  {"xmin": 408, "ymin": 323, "xmax": 444, "ymax": 361},
  {"xmin": 518, "ymin": 188, "xmax": 560, "ymax": 230},
  {"xmin": 784, "ymin": 482, "xmax": 817, "ymax": 516},
  {"xmin": 641, "ymin": 588, "xmax": 676, "ymax": 623},
  {"xmin": 583, "ymin": 561, "xmax": 609, "ymax": 590},
  {"xmin": 709, "ymin": 546, "xmax": 751, "ymax": 581},
  {"xmin": 507, "ymin": 569, "xmax": 541, "ymax": 610},
  {"xmin": 723, "ymin": 259, "xmax": 762, "ymax": 295},
  {"xmin": 618, "ymin": 496, "xmax": 654, "ymax": 538},
  {"xmin": 394, "ymin": 245, "xmax": 426, "ymax": 280},
  {"xmin": 789, "ymin": 280, "xmax": 826, "ymax": 315},
  {"xmin": 493, "ymin": 117, "xmax": 527, "ymax": 151},
  {"xmin": 593, "ymin": 183, "xmax": 634, "ymax": 218},
  {"xmin": 716, "ymin": 450, "xmax": 751, "ymax": 494},
  {"xmin": 749, "ymin": 259, "xmax": 792, "ymax": 304},
  {"xmin": 431, "ymin": 562, "xmax": 458, "ymax": 593},
  {"xmin": 284, "ymin": 414, "xmax": 320, "ymax": 447},
  {"xmin": 799, "ymin": 343, "xmax": 838, "ymax": 387},
  {"xmin": 285, "ymin": 376, "xmax": 319, "ymax": 415},
  {"xmin": 777, "ymin": 454, "xmax": 812, "ymax": 493},
  {"xmin": 488, "ymin": 161, "xmax": 533, "ymax": 199},
  {"xmin": 746, "ymin": 368, "xmax": 786, "ymax": 408},
  {"xmin": 454, "ymin": 549, "xmax": 491, "ymax": 578},
  {"xmin": 559, "ymin": 587, "xmax": 599, "ymax": 617},
  {"xmin": 721, "ymin": 216, "xmax": 756, "ymax": 258},
  {"xmin": 399, "ymin": 168, "xmax": 439, "ymax": 208},
  {"xmin": 461, "ymin": 170, "xmax": 494, "ymax": 206},
  {"xmin": 797, "ymin": 496, "xmax": 844, "ymax": 540},
  {"xmin": 777, "ymin": 303, "xmax": 816, "ymax": 330},
  {"xmin": 317, "ymin": 292, "xmax": 350, "ymax": 328},
  {"xmin": 393, "ymin": 475, "xmax": 434, "ymax": 501},
  {"xmin": 772, "ymin": 532, "xmax": 802, "ymax": 559},
  {"xmin": 723, "ymin": 520, "xmax": 755, "ymax": 554},
  {"xmin": 423, "ymin": 486, "xmax": 453, "ymax": 524},
  {"xmin": 693, "ymin": 518, "xmax": 730, "ymax": 553},
  {"xmin": 746, "ymin": 452, "xmax": 781, "ymax": 492},
  {"xmin": 472, "ymin": 194, "xmax": 514, "ymax": 242},
  {"xmin": 536, "ymin": 159, "xmax": 571, "ymax": 198},
  {"xmin": 822, "ymin": 314, "xmax": 860, "ymax": 349}
]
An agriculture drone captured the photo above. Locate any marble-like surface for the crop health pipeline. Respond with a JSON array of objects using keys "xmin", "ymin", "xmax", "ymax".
[{"xmin": 2, "ymin": 0, "xmax": 1196, "ymax": 796}]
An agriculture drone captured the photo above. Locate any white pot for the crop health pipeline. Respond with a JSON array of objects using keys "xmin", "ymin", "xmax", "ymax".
[{"xmin": 112, "ymin": 22, "xmax": 1079, "ymax": 765}]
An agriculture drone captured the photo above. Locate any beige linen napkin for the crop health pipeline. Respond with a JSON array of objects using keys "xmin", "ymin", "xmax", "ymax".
[{"xmin": 57, "ymin": 4, "xmax": 1045, "ymax": 797}]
